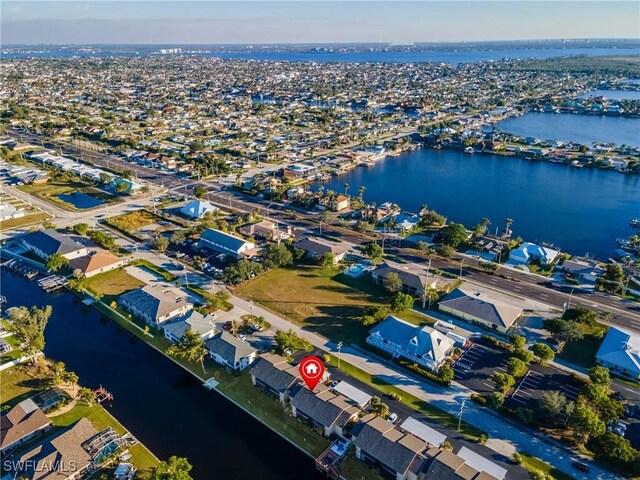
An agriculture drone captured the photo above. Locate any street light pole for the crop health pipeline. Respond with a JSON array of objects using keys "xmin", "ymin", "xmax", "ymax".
[
  {"xmin": 459, "ymin": 259, "xmax": 465, "ymax": 279},
  {"xmin": 336, "ymin": 341, "xmax": 343, "ymax": 369}
]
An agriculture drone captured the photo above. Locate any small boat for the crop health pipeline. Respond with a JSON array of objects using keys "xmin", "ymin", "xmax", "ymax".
[
  {"xmin": 464, "ymin": 147, "xmax": 474, "ymax": 154},
  {"xmin": 631, "ymin": 218, "xmax": 640, "ymax": 228}
]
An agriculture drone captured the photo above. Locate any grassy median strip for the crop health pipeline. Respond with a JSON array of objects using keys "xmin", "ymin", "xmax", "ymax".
[
  {"xmin": 326, "ymin": 354, "xmax": 486, "ymax": 443},
  {"xmin": 519, "ymin": 452, "xmax": 576, "ymax": 480}
]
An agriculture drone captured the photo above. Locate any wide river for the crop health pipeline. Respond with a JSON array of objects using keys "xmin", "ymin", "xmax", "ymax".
[
  {"xmin": 321, "ymin": 148, "xmax": 639, "ymax": 260},
  {"xmin": 0, "ymin": 270, "xmax": 320, "ymax": 480},
  {"xmin": 496, "ymin": 112, "xmax": 640, "ymax": 147}
]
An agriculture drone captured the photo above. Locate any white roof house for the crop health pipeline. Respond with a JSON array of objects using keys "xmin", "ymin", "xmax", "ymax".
[
  {"xmin": 509, "ymin": 242, "xmax": 559, "ymax": 265},
  {"xmin": 596, "ymin": 326, "xmax": 640, "ymax": 380},
  {"xmin": 457, "ymin": 447, "xmax": 507, "ymax": 480}
]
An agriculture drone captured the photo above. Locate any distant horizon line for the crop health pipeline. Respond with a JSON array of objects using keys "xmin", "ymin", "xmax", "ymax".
[{"xmin": 4, "ymin": 38, "xmax": 640, "ymax": 47}]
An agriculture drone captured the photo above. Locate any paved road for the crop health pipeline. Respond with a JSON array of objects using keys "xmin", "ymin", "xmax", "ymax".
[{"xmin": 11, "ymin": 127, "xmax": 640, "ymax": 334}]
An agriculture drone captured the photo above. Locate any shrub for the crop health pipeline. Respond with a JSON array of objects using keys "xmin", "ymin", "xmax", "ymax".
[{"xmin": 507, "ymin": 357, "xmax": 528, "ymax": 377}]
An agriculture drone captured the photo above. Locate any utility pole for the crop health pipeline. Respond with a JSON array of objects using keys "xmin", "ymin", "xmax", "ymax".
[
  {"xmin": 458, "ymin": 399, "xmax": 466, "ymax": 431},
  {"xmin": 336, "ymin": 341, "xmax": 343, "ymax": 369},
  {"xmin": 459, "ymin": 258, "xmax": 465, "ymax": 279}
]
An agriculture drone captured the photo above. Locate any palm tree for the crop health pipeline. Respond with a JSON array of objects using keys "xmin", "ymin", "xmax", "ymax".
[
  {"xmin": 423, "ymin": 286, "xmax": 439, "ymax": 309},
  {"xmin": 78, "ymin": 387, "xmax": 94, "ymax": 406},
  {"xmin": 167, "ymin": 329, "xmax": 208, "ymax": 374},
  {"xmin": 504, "ymin": 218, "xmax": 514, "ymax": 238},
  {"xmin": 358, "ymin": 185, "xmax": 366, "ymax": 201}
]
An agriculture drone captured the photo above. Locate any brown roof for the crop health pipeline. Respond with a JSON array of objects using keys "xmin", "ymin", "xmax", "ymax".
[
  {"xmin": 1, "ymin": 402, "xmax": 51, "ymax": 451},
  {"xmin": 16, "ymin": 417, "xmax": 98, "ymax": 480},
  {"xmin": 68, "ymin": 251, "xmax": 122, "ymax": 275}
]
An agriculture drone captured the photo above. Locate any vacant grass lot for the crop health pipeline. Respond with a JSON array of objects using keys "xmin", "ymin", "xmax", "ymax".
[
  {"xmin": 0, "ymin": 212, "xmax": 52, "ymax": 231},
  {"xmin": 0, "ymin": 363, "xmax": 53, "ymax": 407},
  {"xmin": 236, "ymin": 264, "xmax": 434, "ymax": 344},
  {"xmin": 86, "ymin": 268, "xmax": 145, "ymax": 302},
  {"xmin": 106, "ymin": 209, "xmax": 160, "ymax": 234},
  {"xmin": 0, "ymin": 334, "xmax": 25, "ymax": 364},
  {"xmin": 558, "ymin": 323, "xmax": 607, "ymax": 368}
]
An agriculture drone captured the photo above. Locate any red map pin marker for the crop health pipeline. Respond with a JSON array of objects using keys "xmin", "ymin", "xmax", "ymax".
[{"xmin": 299, "ymin": 356, "xmax": 325, "ymax": 391}]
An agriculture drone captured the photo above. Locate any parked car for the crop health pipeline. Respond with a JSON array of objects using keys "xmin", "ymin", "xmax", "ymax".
[
  {"xmin": 223, "ymin": 321, "xmax": 233, "ymax": 331},
  {"xmin": 387, "ymin": 413, "xmax": 398, "ymax": 423},
  {"xmin": 250, "ymin": 324, "xmax": 264, "ymax": 332}
]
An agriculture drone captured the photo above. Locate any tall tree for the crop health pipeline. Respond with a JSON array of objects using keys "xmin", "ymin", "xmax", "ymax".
[
  {"xmin": 8, "ymin": 305, "xmax": 52, "ymax": 364},
  {"xmin": 45, "ymin": 253, "xmax": 69, "ymax": 272},
  {"xmin": 167, "ymin": 329, "xmax": 208, "ymax": 374},
  {"xmin": 383, "ymin": 272, "xmax": 403, "ymax": 293},
  {"xmin": 150, "ymin": 456, "xmax": 193, "ymax": 480}
]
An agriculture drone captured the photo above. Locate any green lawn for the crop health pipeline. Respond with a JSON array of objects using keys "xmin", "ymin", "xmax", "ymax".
[
  {"xmin": 235, "ymin": 264, "xmax": 435, "ymax": 345},
  {"xmin": 340, "ymin": 452, "xmax": 384, "ymax": 480},
  {"xmin": 519, "ymin": 452, "xmax": 576, "ymax": 480},
  {"xmin": 558, "ymin": 323, "xmax": 607, "ymax": 368},
  {"xmin": 325, "ymin": 353, "xmax": 486, "ymax": 443},
  {"xmin": 51, "ymin": 403, "xmax": 159, "ymax": 476},
  {"xmin": 0, "ymin": 334, "xmax": 25, "ymax": 364},
  {"xmin": 85, "ymin": 268, "xmax": 145, "ymax": 301}
]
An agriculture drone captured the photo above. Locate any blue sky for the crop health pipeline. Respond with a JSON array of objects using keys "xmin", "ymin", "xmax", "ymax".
[{"xmin": 2, "ymin": 1, "xmax": 639, "ymax": 45}]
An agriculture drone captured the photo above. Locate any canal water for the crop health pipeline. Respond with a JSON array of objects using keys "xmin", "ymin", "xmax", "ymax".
[
  {"xmin": 0, "ymin": 270, "xmax": 320, "ymax": 480},
  {"xmin": 579, "ymin": 90, "xmax": 640, "ymax": 101},
  {"xmin": 320, "ymin": 148, "xmax": 640, "ymax": 260},
  {"xmin": 496, "ymin": 112, "xmax": 640, "ymax": 147}
]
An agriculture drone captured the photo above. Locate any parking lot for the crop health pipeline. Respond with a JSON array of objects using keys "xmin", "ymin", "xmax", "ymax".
[
  {"xmin": 452, "ymin": 343, "xmax": 512, "ymax": 395},
  {"xmin": 509, "ymin": 367, "xmax": 582, "ymax": 410}
]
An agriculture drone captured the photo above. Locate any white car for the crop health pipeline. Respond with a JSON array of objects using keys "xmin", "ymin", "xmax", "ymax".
[{"xmin": 387, "ymin": 413, "xmax": 398, "ymax": 423}]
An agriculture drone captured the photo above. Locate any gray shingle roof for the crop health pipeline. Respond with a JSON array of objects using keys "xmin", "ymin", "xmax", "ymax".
[
  {"xmin": 289, "ymin": 385, "xmax": 358, "ymax": 429},
  {"xmin": 439, "ymin": 288, "xmax": 522, "ymax": 329},
  {"xmin": 294, "ymin": 237, "xmax": 349, "ymax": 256},
  {"xmin": 205, "ymin": 331, "xmax": 256, "ymax": 365},
  {"xmin": 120, "ymin": 284, "xmax": 191, "ymax": 322},
  {"xmin": 163, "ymin": 310, "xmax": 216, "ymax": 339},
  {"xmin": 352, "ymin": 416, "xmax": 427, "ymax": 476},
  {"xmin": 21, "ymin": 229, "xmax": 85, "ymax": 257},
  {"xmin": 250, "ymin": 354, "xmax": 298, "ymax": 393}
]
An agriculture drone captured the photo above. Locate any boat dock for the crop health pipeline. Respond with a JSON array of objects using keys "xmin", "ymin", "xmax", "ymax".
[
  {"xmin": 94, "ymin": 386, "xmax": 114, "ymax": 403},
  {"xmin": 37, "ymin": 275, "xmax": 69, "ymax": 292},
  {"xmin": 1, "ymin": 259, "xmax": 39, "ymax": 279}
]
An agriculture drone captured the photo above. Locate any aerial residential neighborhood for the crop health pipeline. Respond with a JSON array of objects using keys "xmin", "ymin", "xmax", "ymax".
[{"xmin": 1, "ymin": 2, "xmax": 639, "ymax": 480}]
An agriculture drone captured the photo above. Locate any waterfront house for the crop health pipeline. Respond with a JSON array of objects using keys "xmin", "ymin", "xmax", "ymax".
[
  {"xmin": 238, "ymin": 219, "xmax": 292, "ymax": 242},
  {"xmin": 198, "ymin": 228, "xmax": 255, "ymax": 259},
  {"xmin": 319, "ymin": 194, "xmax": 350, "ymax": 212},
  {"xmin": 371, "ymin": 261, "xmax": 444, "ymax": 297},
  {"xmin": 596, "ymin": 326, "xmax": 640, "ymax": 380},
  {"xmin": 294, "ymin": 237, "xmax": 349, "ymax": 263},
  {"xmin": 422, "ymin": 447, "xmax": 501, "ymax": 480},
  {"xmin": 288, "ymin": 384, "xmax": 360, "ymax": 438},
  {"xmin": 205, "ymin": 331, "xmax": 257, "ymax": 371},
  {"xmin": 381, "ymin": 212, "xmax": 420, "ymax": 233},
  {"xmin": 68, "ymin": 250, "xmax": 125, "ymax": 278},
  {"xmin": 351, "ymin": 414, "xmax": 428, "ymax": 480},
  {"xmin": 120, "ymin": 284, "xmax": 193, "ymax": 326},
  {"xmin": 557, "ymin": 258, "xmax": 602, "ymax": 283},
  {"xmin": 180, "ymin": 199, "xmax": 218, "ymax": 219},
  {"xmin": 367, "ymin": 316, "xmax": 455, "ymax": 372},
  {"xmin": 250, "ymin": 353, "xmax": 299, "ymax": 403},
  {"xmin": 438, "ymin": 288, "xmax": 523, "ymax": 333},
  {"xmin": 283, "ymin": 162, "xmax": 317, "ymax": 179},
  {"xmin": 509, "ymin": 242, "xmax": 559, "ymax": 266},
  {"xmin": 20, "ymin": 229, "xmax": 87, "ymax": 261},
  {"xmin": 5, "ymin": 418, "xmax": 98, "ymax": 480},
  {"xmin": 162, "ymin": 310, "xmax": 217, "ymax": 343},
  {"xmin": 0, "ymin": 399, "xmax": 51, "ymax": 454}
]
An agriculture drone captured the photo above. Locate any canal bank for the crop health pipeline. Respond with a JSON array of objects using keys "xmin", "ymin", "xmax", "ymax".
[
  {"xmin": 1, "ymin": 270, "xmax": 323, "ymax": 480},
  {"xmin": 319, "ymin": 146, "xmax": 640, "ymax": 260}
]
